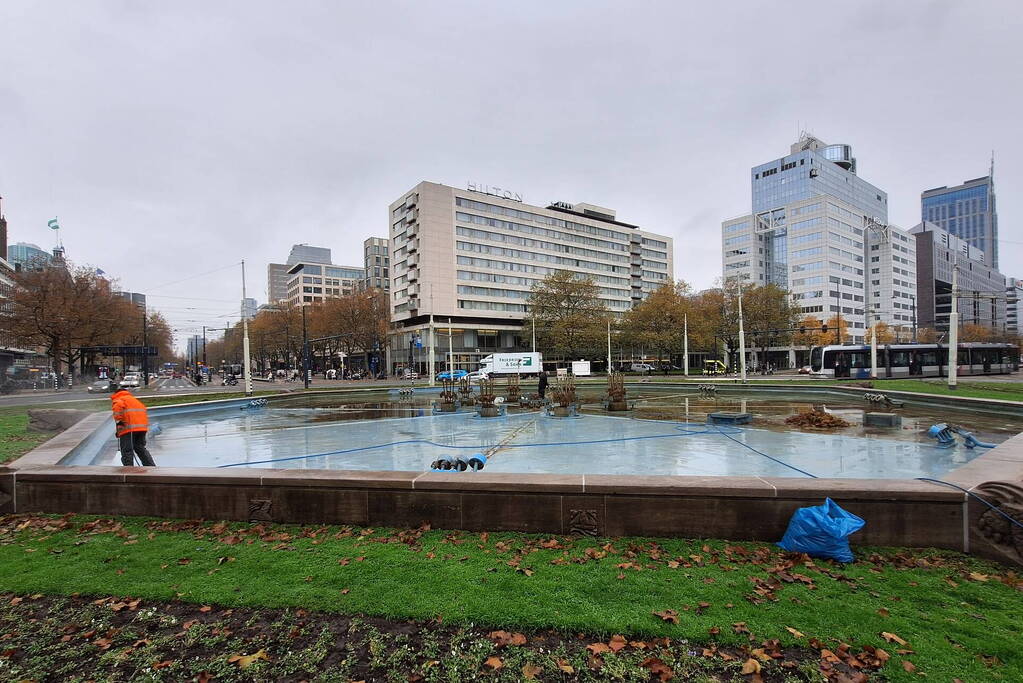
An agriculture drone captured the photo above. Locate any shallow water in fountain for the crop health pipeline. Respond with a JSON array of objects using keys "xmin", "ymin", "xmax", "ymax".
[{"xmin": 77, "ymin": 387, "xmax": 1018, "ymax": 477}]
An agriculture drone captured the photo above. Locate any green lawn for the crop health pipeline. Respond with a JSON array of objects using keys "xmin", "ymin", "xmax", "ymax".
[
  {"xmin": 0, "ymin": 412, "xmax": 55, "ymax": 464},
  {"xmin": 0, "ymin": 514, "xmax": 1020, "ymax": 681}
]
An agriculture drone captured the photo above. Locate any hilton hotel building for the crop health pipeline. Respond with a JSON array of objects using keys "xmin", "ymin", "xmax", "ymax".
[{"xmin": 387, "ymin": 181, "xmax": 674, "ymax": 374}]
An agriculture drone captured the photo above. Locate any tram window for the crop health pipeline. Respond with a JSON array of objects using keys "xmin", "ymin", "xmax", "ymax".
[
  {"xmin": 890, "ymin": 351, "xmax": 910, "ymax": 367},
  {"xmin": 847, "ymin": 352, "xmax": 869, "ymax": 368},
  {"xmin": 958, "ymin": 349, "xmax": 970, "ymax": 365},
  {"xmin": 919, "ymin": 351, "xmax": 939, "ymax": 366}
]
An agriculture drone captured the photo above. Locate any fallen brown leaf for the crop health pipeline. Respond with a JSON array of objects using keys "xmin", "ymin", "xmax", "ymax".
[
  {"xmin": 641, "ymin": 656, "xmax": 675, "ymax": 681},
  {"xmin": 556, "ymin": 659, "xmax": 574, "ymax": 673},
  {"xmin": 902, "ymin": 660, "xmax": 917, "ymax": 673},
  {"xmin": 653, "ymin": 609, "xmax": 679, "ymax": 624},
  {"xmin": 608, "ymin": 634, "xmax": 627, "ymax": 652},
  {"xmin": 785, "ymin": 626, "xmax": 804, "ymax": 638},
  {"xmin": 228, "ymin": 648, "xmax": 270, "ymax": 669},
  {"xmin": 483, "ymin": 656, "xmax": 503, "ymax": 670},
  {"xmin": 521, "ymin": 663, "xmax": 542, "ymax": 679},
  {"xmin": 741, "ymin": 658, "xmax": 762, "ymax": 675},
  {"xmin": 881, "ymin": 632, "xmax": 907, "ymax": 646}
]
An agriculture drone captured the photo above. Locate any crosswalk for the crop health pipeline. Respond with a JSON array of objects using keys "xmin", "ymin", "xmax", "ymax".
[{"xmin": 151, "ymin": 376, "xmax": 197, "ymax": 392}]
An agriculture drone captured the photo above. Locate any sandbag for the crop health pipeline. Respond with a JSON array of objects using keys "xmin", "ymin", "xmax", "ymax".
[{"xmin": 777, "ymin": 498, "xmax": 865, "ymax": 563}]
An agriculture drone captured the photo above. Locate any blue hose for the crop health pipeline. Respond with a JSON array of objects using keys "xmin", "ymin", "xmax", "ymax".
[{"xmin": 915, "ymin": 477, "xmax": 1023, "ymax": 531}]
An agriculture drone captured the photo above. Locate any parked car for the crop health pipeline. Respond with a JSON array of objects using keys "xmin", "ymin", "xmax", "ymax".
[
  {"xmin": 87, "ymin": 380, "xmax": 116, "ymax": 394},
  {"xmin": 436, "ymin": 369, "xmax": 468, "ymax": 381},
  {"xmin": 119, "ymin": 373, "xmax": 141, "ymax": 388},
  {"xmin": 798, "ymin": 365, "xmax": 812, "ymax": 375},
  {"xmin": 630, "ymin": 363, "xmax": 656, "ymax": 373},
  {"xmin": 465, "ymin": 370, "xmax": 490, "ymax": 383}
]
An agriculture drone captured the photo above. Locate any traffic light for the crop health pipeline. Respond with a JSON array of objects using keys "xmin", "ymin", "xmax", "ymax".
[
  {"xmin": 799, "ymin": 326, "xmax": 806, "ymax": 335},
  {"xmin": 821, "ymin": 324, "xmax": 828, "ymax": 333}
]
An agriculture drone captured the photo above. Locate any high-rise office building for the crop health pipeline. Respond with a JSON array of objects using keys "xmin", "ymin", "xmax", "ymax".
[
  {"xmin": 1006, "ymin": 278, "xmax": 1023, "ymax": 334},
  {"xmin": 268, "ymin": 244, "xmax": 334, "ymax": 303},
  {"xmin": 363, "ymin": 237, "xmax": 389, "ymax": 291},
  {"xmin": 114, "ymin": 291, "xmax": 147, "ymax": 310},
  {"xmin": 388, "ymin": 181, "xmax": 673, "ymax": 373},
  {"xmin": 267, "ymin": 263, "xmax": 290, "ymax": 303},
  {"xmin": 185, "ymin": 335, "xmax": 204, "ymax": 365},
  {"xmin": 285, "ymin": 263, "xmax": 365, "ymax": 306},
  {"xmin": 722, "ymin": 135, "xmax": 907, "ymax": 342},
  {"xmin": 6, "ymin": 242, "xmax": 50, "ymax": 271},
  {"xmin": 0, "ymin": 199, "xmax": 7, "ymax": 259},
  {"xmin": 921, "ymin": 169, "xmax": 998, "ymax": 268},
  {"xmin": 287, "ymin": 244, "xmax": 332, "ymax": 266},
  {"xmin": 910, "ymin": 222, "xmax": 1006, "ymax": 332}
]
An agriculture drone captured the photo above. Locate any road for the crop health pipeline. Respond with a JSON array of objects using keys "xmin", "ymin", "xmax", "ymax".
[{"xmin": 0, "ymin": 375, "xmax": 425, "ymax": 408}]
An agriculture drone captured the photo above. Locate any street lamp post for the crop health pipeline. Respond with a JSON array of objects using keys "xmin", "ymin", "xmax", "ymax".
[
  {"xmin": 141, "ymin": 310, "xmax": 149, "ymax": 388},
  {"xmin": 910, "ymin": 294, "xmax": 917, "ymax": 343},
  {"xmin": 683, "ymin": 313, "xmax": 689, "ymax": 377},
  {"xmin": 947, "ymin": 264, "xmax": 959, "ymax": 391},
  {"xmin": 241, "ymin": 260, "xmax": 253, "ymax": 396},
  {"xmin": 869, "ymin": 311, "xmax": 878, "ymax": 380},
  {"xmin": 737, "ymin": 287, "xmax": 748, "ymax": 384},
  {"xmin": 302, "ymin": 305, "xmax": 310, "ymax": 390}
]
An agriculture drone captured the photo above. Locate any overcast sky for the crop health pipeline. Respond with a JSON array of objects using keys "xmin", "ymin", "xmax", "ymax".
[{"xmin": 2, "ymin": 1, "xmax": 1020, "ymax": 346}]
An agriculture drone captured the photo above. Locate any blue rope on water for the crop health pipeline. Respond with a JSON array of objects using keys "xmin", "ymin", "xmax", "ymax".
[
  {"xmin": 216, "ymin": 415, "xmax": 819, "ymax": 477},
  {"xmin": 711, "ymin": 425, "xmax": 820, "ymax": 479},
  {"xmin": 915, "ymin": 477, "xmax": 1023, "ymax": 531}
]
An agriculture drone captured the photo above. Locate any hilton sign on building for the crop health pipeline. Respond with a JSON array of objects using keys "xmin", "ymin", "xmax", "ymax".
[{"xmin": 385, "ymin": 180, "xmax": 674, "ymax": 375}]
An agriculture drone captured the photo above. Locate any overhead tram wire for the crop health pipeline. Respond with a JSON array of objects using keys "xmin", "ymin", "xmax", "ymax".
[{"xmin": 146, "ymin": 262, "xmax": 242, "ymax": 292}]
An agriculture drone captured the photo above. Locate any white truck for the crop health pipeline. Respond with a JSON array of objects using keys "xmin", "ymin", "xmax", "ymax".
[{"xmin": 477, "ymin": 352, "xmax": 543, "ymax": 377}]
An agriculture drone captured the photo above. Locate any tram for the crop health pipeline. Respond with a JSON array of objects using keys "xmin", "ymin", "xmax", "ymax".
[{"xmin": 809, "ymin": 342, "xmax": 1019, "ymax": 379}]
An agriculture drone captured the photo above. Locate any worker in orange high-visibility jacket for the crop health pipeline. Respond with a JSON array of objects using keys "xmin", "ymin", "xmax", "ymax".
[{"xmin": 110, "ymin": 389, "xmax": 156, "ymax": 466}]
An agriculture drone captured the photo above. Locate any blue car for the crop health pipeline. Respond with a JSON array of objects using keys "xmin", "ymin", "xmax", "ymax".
[{"xmin": 436, "ymin": 369, "xmax": 469, "ymax": 381}]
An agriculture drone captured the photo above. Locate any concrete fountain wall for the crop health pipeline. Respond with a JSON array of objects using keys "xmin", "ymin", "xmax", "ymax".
[{"xmin": 2, "ymin": 385, "xmax": 1022, "ymax": 567}]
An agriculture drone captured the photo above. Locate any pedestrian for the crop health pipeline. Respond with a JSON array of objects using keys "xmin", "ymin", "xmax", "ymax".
[
  {"xmin": 110, "ymin": 387, "xmax": 156, "ymax": 467},
  {"xmin": 537, "ymin": 370, "xmax": 548, "ymax": 399}
]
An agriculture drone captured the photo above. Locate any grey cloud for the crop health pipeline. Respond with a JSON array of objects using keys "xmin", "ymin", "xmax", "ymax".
[{"xmin": 1, "ymin": 0, "xmax": 1020, "ymax": 339}]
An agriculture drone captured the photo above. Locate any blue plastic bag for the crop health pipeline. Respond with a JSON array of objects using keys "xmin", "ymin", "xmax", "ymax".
[{"xmin": 777, "ymin": 498, "xmax": 865, "ymax": 563}]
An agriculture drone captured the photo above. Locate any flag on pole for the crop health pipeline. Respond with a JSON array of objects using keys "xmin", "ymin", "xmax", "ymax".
[{"xmin": 48, "ymin": 218, "xmax": 60, "ymax": 230}]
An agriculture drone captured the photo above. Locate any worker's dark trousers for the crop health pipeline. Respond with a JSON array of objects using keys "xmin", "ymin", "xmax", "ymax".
[{"xmin": 119, "ymin": 431, "xmax": 156, "ymax": 467}]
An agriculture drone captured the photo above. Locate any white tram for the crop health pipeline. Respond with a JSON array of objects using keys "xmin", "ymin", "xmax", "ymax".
[{"xmin": 809, "ymin": 342, "xmax": 1019, "ymax": 379}]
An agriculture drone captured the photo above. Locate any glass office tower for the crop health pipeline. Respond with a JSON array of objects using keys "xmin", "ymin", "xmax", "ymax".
[
  {"xmin": 921, "ymin": 174, "xmax": 998, "ymax": 268},
  {"xmin": 722, "ymin": 135, "xmax": 910, "ymax": 343}
]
